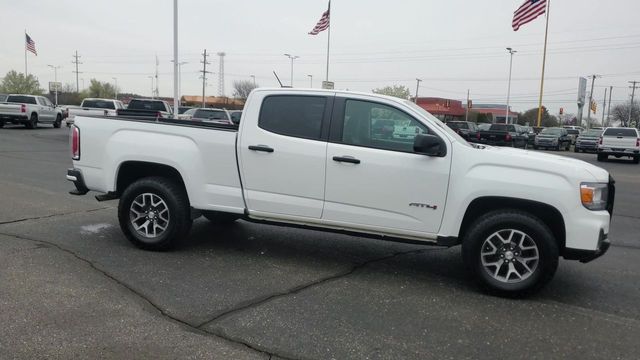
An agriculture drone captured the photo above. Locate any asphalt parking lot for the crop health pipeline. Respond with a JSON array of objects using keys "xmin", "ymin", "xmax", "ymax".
[{"xmin": 1, "ymin": 124, "xmax": 639, "ymax": 359}]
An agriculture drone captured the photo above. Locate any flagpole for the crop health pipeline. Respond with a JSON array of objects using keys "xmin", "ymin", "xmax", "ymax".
[
  {"xmin": 536, "ymin": 0, "xmax": 551, "ymax": 127},
  {"xmin": 325, "ymin": 0, "xmax": 331, "ymax": 82},
  {"xmin": 24, "ymin": 29, "xmax": 27, "ymax": 76}
]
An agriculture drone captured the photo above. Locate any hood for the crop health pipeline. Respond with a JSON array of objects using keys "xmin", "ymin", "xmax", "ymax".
[{"xmin": 480, "ymin": 146, "xmax": 609, "ymax": 182}]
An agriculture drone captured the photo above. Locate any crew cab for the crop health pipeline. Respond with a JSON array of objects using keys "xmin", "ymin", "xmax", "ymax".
[
  {"xmin": 476, "ymin": 123, "xmax": 528, "ymax": 148},
  {"xmin": 597, "ymin": 127, "xmax": 640, "ymax": 163},
  {"xmin": 117, "ymin": 98, "xmax": 173, "ymax": 118},
  {"xmin": 66, "ymin": 98, "xmax": 125, "ymax": 127},
  {"xmin": 67, "ymin": 89, "xmax": 615, "ymax": 296},
  {"xmin": 0, "ymin": 94, "xmax": 63, "ymax": 128}
]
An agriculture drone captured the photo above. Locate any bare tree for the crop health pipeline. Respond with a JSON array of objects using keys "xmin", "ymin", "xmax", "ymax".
[
  {"xmin": 233, "ymin": 80, "xmax": 258, "ymax": 100},
  {"xmin": 610, "ymin": 101, "xmax": 640, "ymax": 128}
]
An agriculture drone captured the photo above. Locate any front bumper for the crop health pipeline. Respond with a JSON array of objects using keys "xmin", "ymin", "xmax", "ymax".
[
  {"xmin": 598, "ymin": 147, "xmax": 639, "ymax": 156},
  {"xmin": 563, "ymin": 229, "xmax": 610, "ymax": 263},
  {"xmin": 576, "ymin": 141, "xmax": 598, "ymax": 150},
  {"xmin": 67, "ymin": 168, "xmax": 89, "ymax": 195}
]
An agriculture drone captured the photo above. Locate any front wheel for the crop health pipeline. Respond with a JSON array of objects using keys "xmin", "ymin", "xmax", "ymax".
[
  {"xmin": 53, "ymin": 114, "xmax": 62, "ymax": 128},
  {"xmin": 462, "ymin": 210, "xmax": 559, "ymax": 296},
  {"xmin": 118, "ymin": 176, "xmax": 192, "ymax": 251}
]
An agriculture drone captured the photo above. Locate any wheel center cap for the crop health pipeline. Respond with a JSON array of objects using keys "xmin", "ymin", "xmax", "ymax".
[
  {"xmin": 148, "ymin": 211, "xmax": 156, "ymax": 219},
  {"xmin": 505, "ymin": 251, "xmax": 514, "ymax": 260}
]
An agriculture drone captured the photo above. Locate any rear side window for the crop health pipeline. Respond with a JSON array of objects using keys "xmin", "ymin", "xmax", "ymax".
[
  {"xmin": 259, "ymin": 95, "xmax": 326, "ymax": 140},
  {"xmin": 603, "ymin": 128, "xmax": 638, "ymax": 137},
  {"xmin": 7, "ymin": 95, "xmax": 37, "ymax": 104}
]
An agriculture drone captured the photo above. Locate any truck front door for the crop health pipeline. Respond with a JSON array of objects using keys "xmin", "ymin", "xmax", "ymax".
[
  {"xmin": 323, "ymin": 96, "xmax": 451, "ymax": 236},
  {"xmin": 238, "ymin": 93, "xmax": 334, "ymax": 219}
]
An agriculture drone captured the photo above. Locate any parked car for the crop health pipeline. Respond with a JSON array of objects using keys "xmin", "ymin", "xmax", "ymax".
[
  {"xmin": 187, "ymin": 108, "xmax": 232, "ymax": 124},
  {"xmin": 476, "ymin": 123, "xmax": 528, "ymax": 148},
  {"xmin": 0, "ymin": 94, "xmax": 63, "ymax": 128},
  {"xmin": 228, "ymin": 110, "xmax": 242, "ymax": 125},
  {"xmin": 597, "ymin": 127, "xmax": 640, "ymax": 163},
  {"xmin": 477, "ymin": 123, "xmax": 491, "ymax": 131},
  {"xmin": 0, "ymin": 94, "xmax": 8, "ymax": 102},
  {"xmin": 446, "ymin": 121, "xmax": 479, "ymax": 142},
  {"xmin": 67, "ymin": 88, "xmax": 614, "ymax": 296},
  {"xmin": 574, "ymin": 129, "xmax": 603, "ymax": 153},
  {"xmin": 565, "ymin": 128, "xmax": 582, "ymax": 145},
  {"xmin": 534, "ymin": 127, "xmax": 571, "ymax": 151},
  {"xmin": 521, "ymin": 125, "xmax": 536, "ymax": 147},
  {"xmin": 117, "ymin": 98, "xmax": 173, "ymax": 118},
  {"xmin": 66, "ymin": 98, "xmax": 125, "ymax": 127}
]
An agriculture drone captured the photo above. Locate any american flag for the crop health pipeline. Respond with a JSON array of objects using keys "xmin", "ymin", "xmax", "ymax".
[
  {"xmin": 308, "ymin": 2, "xmax": 330, "ymax": 35},
  {"xmin": 512, "ymin": 0, "xmax": 547, "ymax": 31},
  {"xmin": 25, "ymin": 33, "xmax": 37, "ymax": 55}
]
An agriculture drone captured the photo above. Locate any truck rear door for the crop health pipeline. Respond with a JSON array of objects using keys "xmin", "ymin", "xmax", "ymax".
[{"xmin": 238, "ymin": 92, "xmax": 334, "ymax": 219}]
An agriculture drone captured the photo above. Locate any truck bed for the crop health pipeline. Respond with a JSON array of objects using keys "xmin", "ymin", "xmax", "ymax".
[{"xmin": 72, "ymin": 116, "xmax": 244, "ymax": 213}]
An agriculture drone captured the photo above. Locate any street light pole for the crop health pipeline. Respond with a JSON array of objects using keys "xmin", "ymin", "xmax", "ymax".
[
  {"xmin": 172, "ymin": 0, "xmax": 179, "ymax": 115},
  {"xmin": 307, "ymin": 74, "xmax": 313, "ymax": 88},
  {"xmin": 47, "ymin": 64, "xmax": 61, "ymax": 106},
  {"xmin": 415, "ymin": 78, "xmax": 422, "ymax": 103},
  {"xmin": 112, "ymin": 77, "xmax": 118, "ymax": 100},
  {"xmin": 250, "ymin": 75, "xmax": 256, "ymax": 87},
  {"xmin": 284, "ymin": 54, "xmax": 299, "ymax": 87},
  {"xmin": 505, "ymin": 48, "xmax": 516, "ymax": 124}
]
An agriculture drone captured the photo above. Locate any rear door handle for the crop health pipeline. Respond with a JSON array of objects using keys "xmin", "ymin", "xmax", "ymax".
[
  {"xmin": 248, "ymin": 145, "xmax": 274, "ymax": 153},
  {"xmin": 333, "ymin": 156, "xmax": 361, "ymax": 164}
]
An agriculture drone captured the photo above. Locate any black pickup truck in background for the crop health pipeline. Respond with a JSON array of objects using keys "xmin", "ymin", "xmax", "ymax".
[
  {"xmin": 475, "ymin": 123, "xmax": 528, "ymax": 148},
  {"xmin": 446, "ymin": 121, "xmax": 479, "ymax": 142},
  {"xmin": 116, "ymin": 99, "xmax": 173, "ymax": 118}
]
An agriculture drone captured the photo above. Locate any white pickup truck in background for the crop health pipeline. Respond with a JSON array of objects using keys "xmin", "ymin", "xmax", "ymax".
[
  {"xmin": 597, "ymin": 127, "xmax": 640, "ymax": 163},
  {"xmin": 65, "ymin": 98, "xmax": 125, "ymax": 127},
  {"xmin": 0, "ymin": 94, "xmax": 63, "ymax": 128},
  {"xmin": 67, "ymin": 89, "xmax": 615, "ymax": 296}
]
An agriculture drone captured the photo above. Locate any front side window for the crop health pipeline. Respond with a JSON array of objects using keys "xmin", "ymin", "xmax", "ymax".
[
  {"xmin": 341, "ymin": 100, "xmax": 429, "ymax": 153},
  {"xmin": 259, "ymin": 95, "xmax": 326, "ymax": 140}
]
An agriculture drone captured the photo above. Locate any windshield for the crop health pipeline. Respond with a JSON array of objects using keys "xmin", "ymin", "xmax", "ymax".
[
  {"xmin": 541, "ymin": 128, "xmax": 563, "ymax": 135},
  {"xmin": 7, "ymin": 95, "xmax": 37, "ymax": 104},
  {"xmin": 404, "ymin": 100, "xmax": 470, "ymax": 146},
  {"xmin": 566, "ymin": 129, "xmax": 580, "ymax": 135},
  {"xmin": 82, "ymin": 100, "xmax": 115, "ymax": 109},
  {"xmin": 582, "ymin": 130, "xmax": 603, "ymax": 137},
  {"xmin": 128, "ymin": 100, "xmax": 167, "ymax": 111},
  {"xmin": 447, "ymin": 122, "xmax": 468, "ymax": 130},
  {"xmin": 194, "ymin": 109, "xmax": 229, "ymax": 120}
]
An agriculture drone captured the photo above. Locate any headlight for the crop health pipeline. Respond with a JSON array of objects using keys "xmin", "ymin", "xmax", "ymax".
[{"xmin": 580, "ymin": 182, "xmax": 609, "ymax": 210}]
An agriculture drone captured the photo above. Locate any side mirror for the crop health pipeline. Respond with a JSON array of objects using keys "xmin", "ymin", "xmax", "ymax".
[{"xmin": 413, "ymin": 134, "xmax": 447, "ymax": 157}]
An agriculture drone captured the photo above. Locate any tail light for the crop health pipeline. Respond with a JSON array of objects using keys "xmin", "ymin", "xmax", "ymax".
[
  {"xmin": 598, "ymin": 136, "xmax": 603, "ymax": 145},
  {"xmin": 636, "ymin": 138, "xmax": 639, "ymax": 147},
  {"xmin": 156, "ymin": 112, "xmax": 163, "ymax": 119},
  {"xmin": 71, "ymin": 126, "xmax": 80, "ymax": 160},
  {"xmin": 505, "ymin": 133, "xmax": 512, "ymax": 142},
  {"xmin": 476, "ymin": 132, "xmax": 481, "ymax": 140},
  {"xmin": 20, "ymin": 104, "xmax": 26, "ymax": 113}
]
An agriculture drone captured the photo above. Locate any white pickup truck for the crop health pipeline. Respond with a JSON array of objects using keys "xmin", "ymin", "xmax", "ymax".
[
  {"xmin": 0, "ymin": 94, "xmax": 64, "ymax": 128},
  {"xmin": 67, "ymin": 89, "xmax": 615, "ymax": 296},
  {"xmin": 597, "ymin": 127, "xmax": 640, "ymax": 163},
  {"xmin": 65, "ymin": 98, "xmax": 125, "ymax": 127}
]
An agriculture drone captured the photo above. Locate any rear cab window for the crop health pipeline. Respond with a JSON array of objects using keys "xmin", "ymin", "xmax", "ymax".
[
  {"xmin": 7, "ymin": 95, "xmax": 37, "ymax": 104},
  {"xmin": 128, "ymin": 100, "xmax": 167, "ymax": 111},
  {"xmin": 82, "ymin": 100, "xmax": 116, "ymax": 109},
  {"xmin": 603, "ymin": 128, "xmax": 638, "ymax": 137},
  {"xmin": 258, "ymin": 95, "xmax": 328, "ymax": 140}
]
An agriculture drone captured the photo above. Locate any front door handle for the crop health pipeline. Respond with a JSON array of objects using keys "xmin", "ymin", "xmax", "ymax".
[
  {"xmin": 248, "ymin": 145, "xmax": 274, "ymax": 153},
  {"xmin": 333, "ymin": 156, "xmax": 361, "ymax": 164}
]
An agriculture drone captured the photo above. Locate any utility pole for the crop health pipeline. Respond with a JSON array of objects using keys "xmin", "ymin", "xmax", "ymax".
[
  {"xmin": 112, "ymin": 77, "xmax": 118, "ymax": 100},
  {"xmin": 307, "ymin": 74, "xmax": 313, "ymax": 88},
  {"xmin": 606, "ymin": 86, "xmax": 613, "ymax": 127},
  {"xmin": 250, "ymin": 75, "xmax": 256, "ymax": 87},
  {"xmin": 465, "ymin": 89, "xmax": 470, "ymax": 122},
  {"xmin": 172, "ymin": 0, "xmax": 179, "ymax": 114},
  {"xmin": 154, "ymin": 55, "xmax": 160, "ymax": 98},
  {"xmin": 415, "ymin": 78, "xmax": 422, "ymax": 103},
  {"xmin": 199, "ymin": 49, "xmax": 211, "ymax": 108},
  {"xmin": 148, "ymin": 76, "xmax": 154, "ymax": 98},
  {"xmin": 586, "ymin": 75, "xmax": 599, "ymax": 129},
  {"xmin": 72, "ymin": 50, "xmax": 82, "ymax": 93},
  {"xmin": 629, "ymin": 81, "xmax": 639, "ymax": 128},
  {"xmin": 601, "ymin": 87, "xmax": 607, "ymax": 125},
  {"xmin": 284, "ymin": 54, "xmax": 299, "ymax": 87},
  {"xmin": 506, "ymin": 48, "xmax": 516, "ymax": 124}
]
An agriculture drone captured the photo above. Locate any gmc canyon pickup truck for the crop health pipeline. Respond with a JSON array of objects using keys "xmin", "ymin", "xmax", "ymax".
[{"xmin": 67, "ymin": 89, "xmax": 615, "ymax": 296}]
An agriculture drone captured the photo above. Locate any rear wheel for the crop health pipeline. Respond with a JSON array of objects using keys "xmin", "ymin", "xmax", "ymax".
[
  {"xmin": 597, "ymin": 153, "xmax": 607, "ymax": 162},
  {"xmin": 118, "ymin": 176, "xmax": 192, "ymax": 251},
  {"xmin": 633, "ymin": 156, "xmax": 639, "ymax": 164},
  {"xmin": 25, "ymin": 113, "xmax": 38, "ymax": 129},
  {"xmin": 462, "ymin": 210, "xmax": 559, "ymax": 297},
  {"xmin": 53, "ymin": 114, "xmax": 62, "ymax": 128}
]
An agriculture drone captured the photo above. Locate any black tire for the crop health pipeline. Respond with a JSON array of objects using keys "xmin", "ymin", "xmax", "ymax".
[
  {"xmin": 555, "ymin": 144, "xmax": 561, "ymax": 151},
  {"xmin": 633, "ymin": 156, "xmax": 640, "ymax": 164},
  {"xmin": 25, "ymin": 113, "xmax": 38, "ymax": 129},
  {"xmin": 202, "ymin": 211, "xmax": 240, "ymax": 224},
  {"xmin": 0, "ymin": 120, "xmax": 4, "ymax": 128},
  {"xmin": 461, "ymin": 210, "xmax": 559, "ymax": 297},
  {"xmin": 574, "ymin": 146, "xmax": 579, "ymax": 153},
  {"xmin": 53, "ymin": 114, "xmax": 62, "ymax": 128},
  {"xmin": 597, "ymin": 153, "xmax": 607, "ymax": 162},
  {"xmin": 118, "ymin": 176, "xmax": 192, "ymax": 251},
  {"xmin": 533, "ymin": 145, "xmax": 538, "ymax": 150}
]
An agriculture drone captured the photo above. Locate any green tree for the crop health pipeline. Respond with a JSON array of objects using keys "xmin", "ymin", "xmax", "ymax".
[
  {"xmin": 0, "ymin": 70, "xmax": 43, "ymax": 95},
  {"xmin": 87, "ymin": 79, "xmax": 116, "ymax": 98},
  {"xmin": 372, "ymin": 85, "xmax": 410, "ymax": 99}
]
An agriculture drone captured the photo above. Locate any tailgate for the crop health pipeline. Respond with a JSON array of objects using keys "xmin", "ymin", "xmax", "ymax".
[
  {"xmin": 0, "ymin": 104, "xmax": 23, "ymax": 115},
  {"xmin": 603, "ymin": 136, "xmax": 636, "ymax": 148}
]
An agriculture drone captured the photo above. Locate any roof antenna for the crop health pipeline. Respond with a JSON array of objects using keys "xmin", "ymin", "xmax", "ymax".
[{"xmin": 273, "ymin": 71, "xmax": 291, "ymax": 88}]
